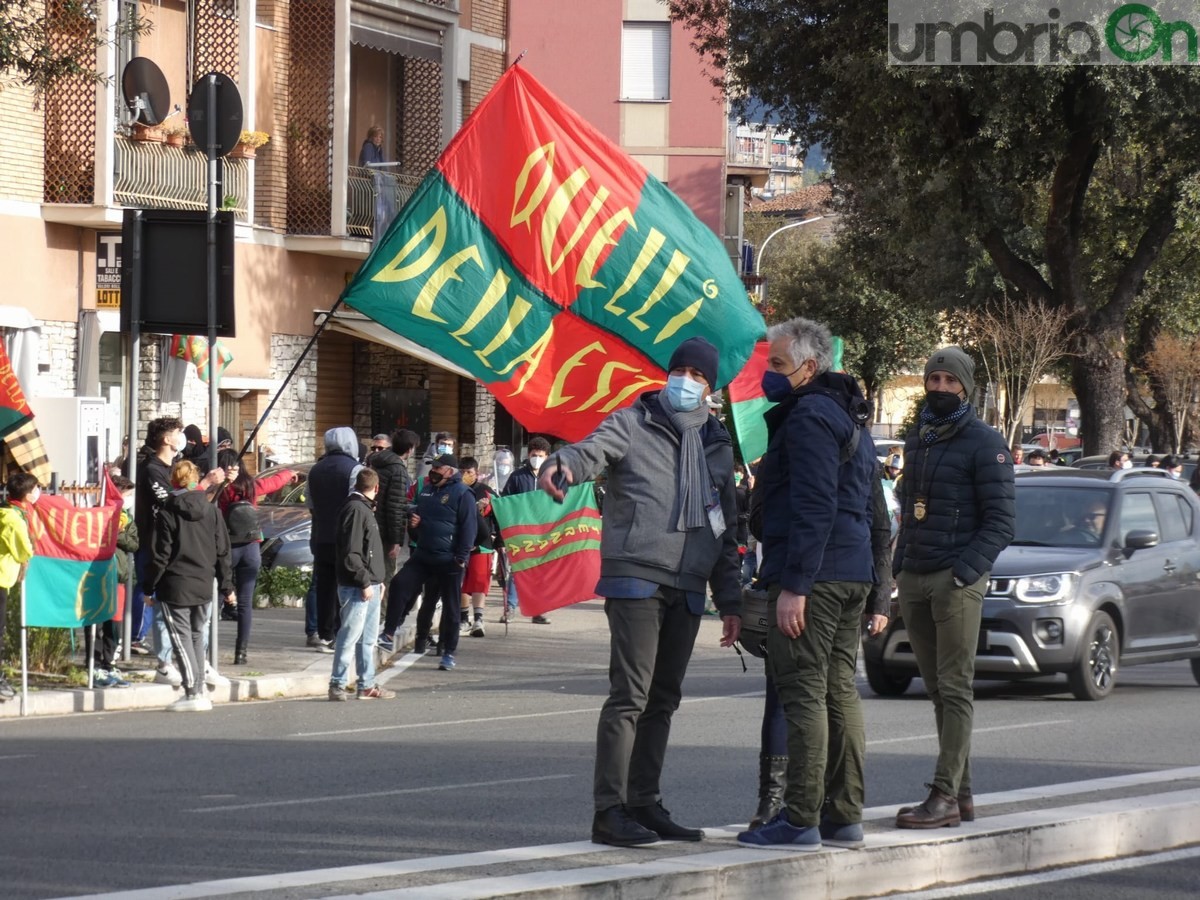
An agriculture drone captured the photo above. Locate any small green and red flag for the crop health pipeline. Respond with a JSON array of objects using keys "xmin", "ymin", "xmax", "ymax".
[
  {"xmin": 341, "ymin": 65, "xmax": 764, "ymax": 441},
  {"xmin": 170, "ymin": 334, "xmax": 233, "ymax": 385},
  {"xmin": 490, "ymin": 483, "xmax": 602, "ymax": 617}
]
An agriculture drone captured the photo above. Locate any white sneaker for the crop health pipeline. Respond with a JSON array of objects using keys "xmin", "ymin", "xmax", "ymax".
[
  {"xmin": 154, "ymin": 664, "xmax": 183, "ymax": 687},
  {"xmin": 204, "ymin": 662, "xmax": 230, "ymax": 688},
  {"xmin": 167, "ymin": 695, "xmax": 212, "ymax": 712}
]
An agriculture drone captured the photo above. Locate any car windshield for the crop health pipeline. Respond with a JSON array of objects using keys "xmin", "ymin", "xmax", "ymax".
[{"xmin": 1013, "ymin": 485, "xmax": 1112, "ymax": 548}]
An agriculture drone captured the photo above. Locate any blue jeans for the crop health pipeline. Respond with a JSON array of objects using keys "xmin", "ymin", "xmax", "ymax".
[
  {"xmin": 505, "ymin": 577, "xmax": 518, "ymax": 613},
  {"xmin": 230, "ymin": 542, "xmax": 261, "ymax": 648},
  {"xmin": 304, "ymin": 580, "xmax": 318, "ymax": 637},
  {"xmin": 330, "ymin": 583, "xmax": 382, "ymax": 689}
]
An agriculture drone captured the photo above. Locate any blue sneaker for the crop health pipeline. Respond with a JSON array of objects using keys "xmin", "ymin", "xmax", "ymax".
[
  {"xmin": 819, "ymin": 819, "xmax": 864, "ymax": 849},
  {"xmin": 377, "ymin": 633, "xmax": 394, "ymax": 652},
  {"xmin": 438, "ymin": 653, "xmax": 456, "ymax": 671},
  {"xmin": 737, "ymin": 811, "xmax": 822, "ymax": 849}
]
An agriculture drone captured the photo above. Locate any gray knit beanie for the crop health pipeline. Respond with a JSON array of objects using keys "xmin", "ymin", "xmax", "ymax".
[{"xmin": 924, "ymin": 346, "xmax": 975, "ymax": 396}]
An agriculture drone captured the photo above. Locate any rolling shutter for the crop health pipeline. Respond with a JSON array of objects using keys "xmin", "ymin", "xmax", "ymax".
[{"xmin": 621, "ymin": 22, "xmax": 670, "ymax": 101}]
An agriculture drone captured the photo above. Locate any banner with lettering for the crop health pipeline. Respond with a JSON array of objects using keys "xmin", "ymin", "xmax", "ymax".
[
  {"xmin": 23, "ymin": 474, "xmax": 122, "ymax": 628},
  {"xmin": 342, "ymin": 65, "xmax": 765, "ymax": 441},
  {"xmin": 491, "ymin": 482, "xmax": 601, "ymax": 617}
]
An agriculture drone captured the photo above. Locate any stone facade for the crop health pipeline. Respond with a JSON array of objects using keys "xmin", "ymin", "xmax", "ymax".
[
  {"xmin": 268, "ymin": 333, "xmax": 319, "ymax": 463},
  {"xmin": 36, "ymin": 320, "xmax": 78, "ymax": 396}
]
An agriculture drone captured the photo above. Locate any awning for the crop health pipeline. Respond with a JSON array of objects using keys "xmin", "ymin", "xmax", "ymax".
[{"xmin": 319, "ymin": 309, "xmax": 474, "ymax": 380}]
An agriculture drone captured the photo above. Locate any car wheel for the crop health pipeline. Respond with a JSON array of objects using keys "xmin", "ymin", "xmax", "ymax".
[
  {"xmin": 1068, "ymin": 611, "xmax": 1118, "ymax": 701},
  {"xmin": 865, "ymin": 657, "xmax": 912, "ymax": 697},
  {"xmin": 1190, "ymin": 657, "xmax": 1200, "ymax": 686}
]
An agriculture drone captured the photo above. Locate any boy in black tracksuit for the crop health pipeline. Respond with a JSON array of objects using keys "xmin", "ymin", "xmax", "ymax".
[
  {"xmin": 144, "ymin": 460, "xmax": 234, "ymax": 711},
  {"xmin": 390, "ymin": 454, "xmax": 476, "ymax": 669}
]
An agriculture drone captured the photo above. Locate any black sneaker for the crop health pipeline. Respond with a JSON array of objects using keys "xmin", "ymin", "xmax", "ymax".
[
  {"xmin": 413, "ymin": 636, "xmax": 428, "ymax": 655},
  {"xmin": 532, "ymin": 614, "xmax": 552, "ymax": 625},
  {"xmin": 592, "ymin": 805, "xmax": 659, "ymax": 847}
]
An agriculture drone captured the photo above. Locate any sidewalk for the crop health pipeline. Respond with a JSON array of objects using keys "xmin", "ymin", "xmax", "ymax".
[{"xmin": 0, "ymin": 602, "xmax": 428, "ymax": 718}]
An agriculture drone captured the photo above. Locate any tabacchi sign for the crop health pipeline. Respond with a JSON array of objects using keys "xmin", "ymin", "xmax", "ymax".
[{"xmin": 888, "ymin": 2, "xmax": 1200, "ymax": 65}]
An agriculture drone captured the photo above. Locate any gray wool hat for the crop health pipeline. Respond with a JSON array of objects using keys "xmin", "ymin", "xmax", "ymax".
[{"xmin": 924, "ymin": 346, "xmax": 975, "ymax": 396}]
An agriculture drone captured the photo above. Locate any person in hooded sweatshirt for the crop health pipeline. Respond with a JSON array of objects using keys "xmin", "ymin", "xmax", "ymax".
[
  {"xmin": 307, "ymin": 427, "xmax": 361, "ymax": 650},
  {"xmin": 143, "ymin": 460, "xmax": 234, "ymax": 712}
]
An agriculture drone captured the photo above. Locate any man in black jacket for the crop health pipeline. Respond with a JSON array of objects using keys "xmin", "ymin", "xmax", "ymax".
[
  {"xmin": 329, "ymin": 468, "xmax": 394, "ymax": 700},
  {"xmin": 893, "ymin": 346, "xmax": 1015, "ymax": 829},
  {"xmin": 369, "ymin": 429, "xmax": 419, "ymax": 587},
  {"xmin": 307, "ymin": 427, "xmax": 361, "ymax": 651},
  {"xmin": 389, "ymin": 454, "xmax": 477, "ymax": 670}
]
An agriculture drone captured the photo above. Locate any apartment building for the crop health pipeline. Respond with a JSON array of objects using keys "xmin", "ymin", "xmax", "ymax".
[{"xmin": 0, "ymin": 0, "xmax": 508, "ymax": 478}]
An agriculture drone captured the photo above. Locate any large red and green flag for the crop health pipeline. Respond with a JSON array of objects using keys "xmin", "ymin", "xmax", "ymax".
[
  {"xmin": 491, "ymin": 483, "xmax": 602, "ymax": 617},
  {"xmin": 0, "ymin": 340, "xmax": 51, "ymax": 487},
  {"xmin": 341, "ymin": 65, "xmax": 765, "ymax": 441},
  {"xmin": 728, "ymin": 337, "xmax": 846, "ymax": 463},
  {"xmin": 23, "ymin": 471, "xmax": 123, "ymax": 628}
]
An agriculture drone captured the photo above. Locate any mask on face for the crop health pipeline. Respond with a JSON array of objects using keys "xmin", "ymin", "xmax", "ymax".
[
  {"xmin": 496, "ymin": 463, "xmax": 513, "ymax": 483},
  {"xmin": 1121, "ymin": 459, "xmax": 1133, "ymax": 470},
  {"xmin": 761, "ymin": 370, "xmax": 796, "ymax": 403},
  {"xmin": 427, "ymin": 471, "xmax": 444, "ymax": 485},
  {"xmin": 436, "ymin": 443, "xmax": 453, "ymax": 456},
  {"xmin": 665, "ymin": 374, "xmax": 707, "ymax": 411},
  {"xmin": 925, "ymin": 391, "xmax": 962, "ymax": 418},
  {"xmin": 28, "ymin": 487, "xmax": 41, "ymax": 505},
  {"xmin": 528, "ymin": 455, "xmax": 545, "ymax": 471},
  {"xmin": 462, "ymin": 472, "xmax": 477, "ymax": 486},
  {"xmin": 172, "ymin": 433, "xmax": 188, "ymax": 453}
]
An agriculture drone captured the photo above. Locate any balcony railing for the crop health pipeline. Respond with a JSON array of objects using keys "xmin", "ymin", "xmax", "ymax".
[
  {"xmin": 114, "ymin": 137, "xmax": 250, "ymax": 221},
  {"xmin": 347, "ymin": 165, "xmax": 423, "ymax": 240}
]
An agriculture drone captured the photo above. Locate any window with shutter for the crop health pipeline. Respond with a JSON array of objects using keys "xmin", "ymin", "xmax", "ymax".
[{"xmin": 621, "ymin": 22, "xmax": 670, "ymax": 101}]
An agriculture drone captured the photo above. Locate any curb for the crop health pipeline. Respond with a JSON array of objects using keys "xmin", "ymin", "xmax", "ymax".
[
  {"xmin": 0, "ymin": 623, "xmax": 418, "ymax": 718},
  {"xmin": 338, "ymin": 789, "xmax": 1200, "ymax": 900}
]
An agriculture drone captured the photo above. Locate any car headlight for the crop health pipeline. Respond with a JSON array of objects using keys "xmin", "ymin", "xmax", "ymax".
[
  {"xmin": 278, "ymin": 526, "xmax": 311, "ymax": 543},
  {"xmin": 1014, "ymin": 573, "xmax": 1075, "ymax": 603}
]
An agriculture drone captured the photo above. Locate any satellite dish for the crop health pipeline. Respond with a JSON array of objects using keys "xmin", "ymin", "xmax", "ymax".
[
  {"xmin": 121, "ymin": 57, "xmax": 170, "ymax": 126},
  {"xmin": 187, "ymin": 73, "xmax": 244, "ymax": 159}
]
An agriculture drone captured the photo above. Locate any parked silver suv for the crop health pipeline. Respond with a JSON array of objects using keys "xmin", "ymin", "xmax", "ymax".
[{"xmin": 864, "ymin": 468, "xmax": 1200, "ymax": 700}]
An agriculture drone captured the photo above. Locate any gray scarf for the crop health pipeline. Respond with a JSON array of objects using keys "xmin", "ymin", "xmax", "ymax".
[{"xmin": 660, "ymin": 391, "xmax": 713, "ymax": 532}]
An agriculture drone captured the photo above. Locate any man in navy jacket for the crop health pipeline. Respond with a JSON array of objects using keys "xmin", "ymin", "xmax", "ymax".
[{"xmin": 738, "ymin": 317, "xmax": 877, "ymax": 851}]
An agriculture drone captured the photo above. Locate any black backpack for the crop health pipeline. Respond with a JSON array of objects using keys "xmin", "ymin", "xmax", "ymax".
[{"xmin": 225, "ymin": 500, "xmax": 261, "ymax": 545}]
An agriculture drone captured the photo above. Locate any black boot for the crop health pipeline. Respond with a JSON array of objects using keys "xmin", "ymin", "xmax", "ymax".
[
  {"xmin": 234, "ymin": 643, "xmax": 247, "ymax": 665},
  {"xmin": 750, "ymin": 755, "xmax": 788, "ymax": 829}
]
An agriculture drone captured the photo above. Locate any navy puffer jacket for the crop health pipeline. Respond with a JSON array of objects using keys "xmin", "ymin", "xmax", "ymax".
[{"xmin": 893, "ymin": 406, "xmax": 1015, "ymax": 585}]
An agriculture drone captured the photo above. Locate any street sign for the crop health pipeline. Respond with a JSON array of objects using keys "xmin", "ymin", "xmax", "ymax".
[
  {"xmin": 96, "ymin": 233, "xmax": 121, "ymax": 309},
  {"xmin": 187, "ymin": 73, "xmax": 243, "ymax": 159}
]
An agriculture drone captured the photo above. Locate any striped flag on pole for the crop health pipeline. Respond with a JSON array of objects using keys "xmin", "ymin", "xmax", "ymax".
[{"xmin": 170, "ymin": 334, "xmax": 233, "ymax": 385}]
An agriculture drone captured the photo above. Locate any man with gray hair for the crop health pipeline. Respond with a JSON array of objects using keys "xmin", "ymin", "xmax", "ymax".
[
  {"xmin": 892, "ymin": 347, "xmax": 1014, "ymax": 828},
  {"xmin": 737, "ymin": 317, "xmax": 882, "ymax": 850}
]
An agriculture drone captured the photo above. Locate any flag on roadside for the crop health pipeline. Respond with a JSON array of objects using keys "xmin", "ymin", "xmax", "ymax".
[
  {"xmin": 727, "ymin": 337, "xmax": 846, "ymax": 464},
  {"xmin": 170, "ymin": 334, "xmax": 233, "ymax": 385},
  {"xmin": 491, "ymin": 483, "xmax": 602, "ymax": 617},
  {"xmin": 341, "ymin": 65, "xmax": 765, "ymax": 441},
  {"xmin": 0, "ymin": 340, "xmax": 51, "ymax": 487},
  {"xmin": 22, "ymin": 469, "xmax": 123, "ymax": 628}
]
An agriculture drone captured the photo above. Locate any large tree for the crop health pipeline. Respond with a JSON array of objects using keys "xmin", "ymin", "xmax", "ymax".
[{"xmin": 671, "ymin": 1, "xmax": 1200, "ymax": 453}]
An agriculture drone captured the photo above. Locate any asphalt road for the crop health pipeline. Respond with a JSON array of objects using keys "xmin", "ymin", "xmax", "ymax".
[{"xmin": 3, "ymin": 600, "xmax": 1200, "ymax": 899}]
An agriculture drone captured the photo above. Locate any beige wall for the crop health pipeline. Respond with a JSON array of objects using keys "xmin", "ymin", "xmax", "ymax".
[
  {"xmin": 0, "ymin": 215, "xmax": 87, "ymax": 321},
  {"xmin": 0, "ymin": 82, "xmax": 44, "ymax": 202}
]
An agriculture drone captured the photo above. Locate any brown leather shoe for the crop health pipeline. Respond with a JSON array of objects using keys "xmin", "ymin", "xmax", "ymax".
[
  {"xmin": 895, "ymin": 785, "xmax": 961, "ymax": 829},
  {"xmin": 897, "ymin": 789, "xmax": 974, "ymax": 822}
]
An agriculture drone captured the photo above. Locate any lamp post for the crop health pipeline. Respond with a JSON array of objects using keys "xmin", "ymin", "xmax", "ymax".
[{"xmin": 754, "ymin": 215, "xmax": 825, "ymax": 306}]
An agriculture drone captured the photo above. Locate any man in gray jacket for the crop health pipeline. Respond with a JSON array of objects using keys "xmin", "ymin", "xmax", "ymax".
[
  {"xmin": 329, "ymin": 468, "xmax": 394, "ymax": 701},
  {"xmin": 539, "ymin": 336, "xmax": 742, "ymax": 847}
]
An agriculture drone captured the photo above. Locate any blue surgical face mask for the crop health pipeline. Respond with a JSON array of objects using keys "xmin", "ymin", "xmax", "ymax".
[
  {"xmin": 436, "ymin": 443, "xmax": 452, "ymax": 455},
  {"xmin": 665, "ymin": 374, "xmax": 707, "ymax": 411},
  {"xmin": 761, "ymin": 370, "xmax": 795, "ymax": 403}
]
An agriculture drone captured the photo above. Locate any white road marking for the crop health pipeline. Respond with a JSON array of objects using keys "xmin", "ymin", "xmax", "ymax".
[
  {"xmin": 0, "ymin": 753, "xmax": 34, "ymax": 760},
  {"xmin": 867, "ymin": 719, "xmax": 1073, "ymax": 745},
  {"xmin": 185, "ymin": 773, "xmax": 573, "ymax": 813},
  {"xmin": 880, "ymin": 844, "xmax": 1200, "ymax": 898},
  {"xmin": 290, "ymin": 690, "xmax": 765, "ymax": 737}
]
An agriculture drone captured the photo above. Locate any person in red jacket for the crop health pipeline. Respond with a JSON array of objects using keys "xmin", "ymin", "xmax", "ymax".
[{"xmin": 215, "ymin": 449, "xmax": 296, "ymax": 664}]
